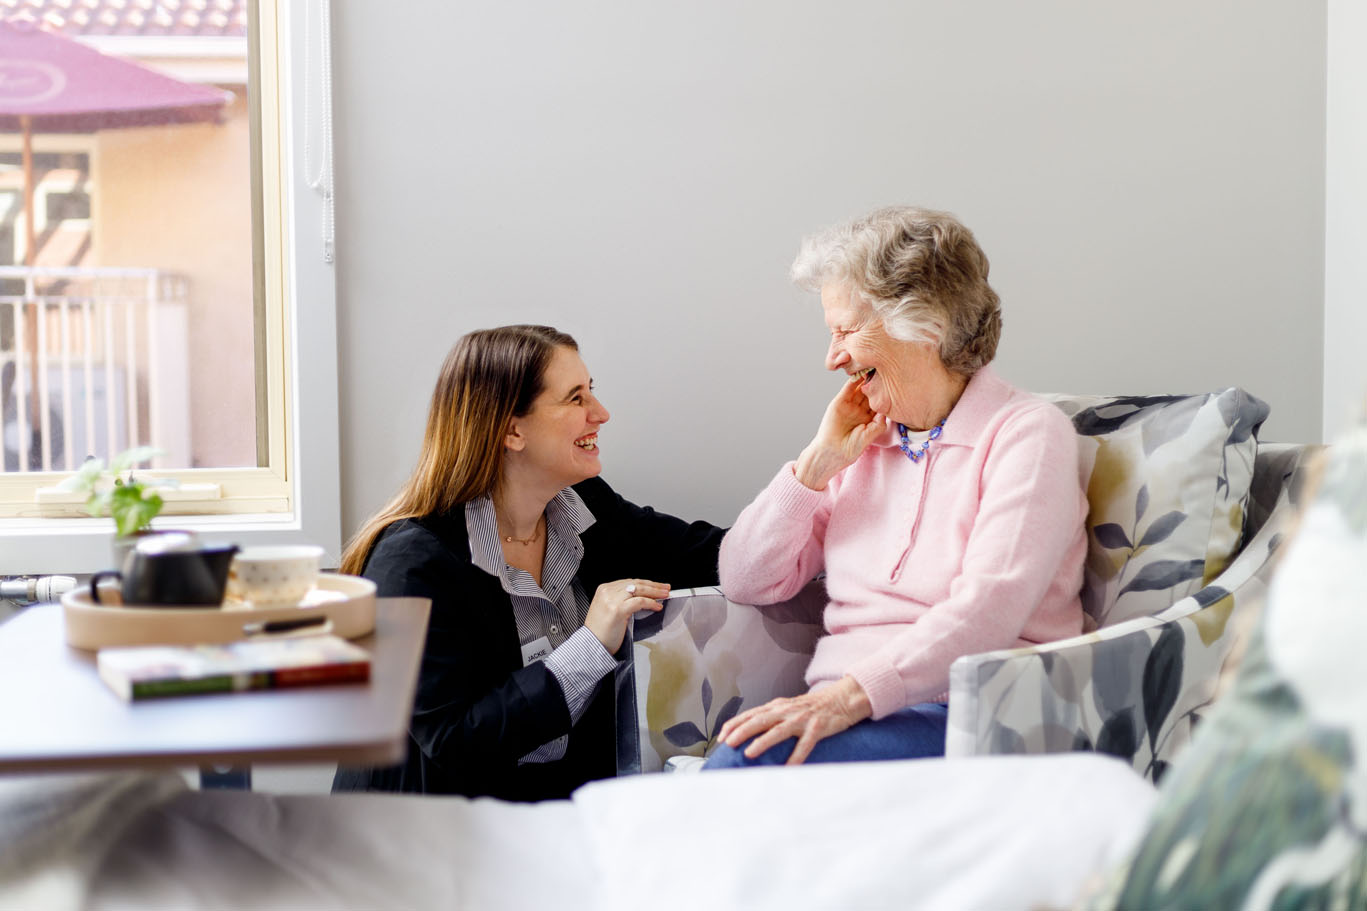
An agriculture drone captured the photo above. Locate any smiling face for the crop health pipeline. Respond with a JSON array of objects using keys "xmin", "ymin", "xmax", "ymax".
[
  {"xmin": 821, "ymin": 283, "xmax": 950, "ymax": 427},
  {"xmin": 503, "ymin": 345, "xmax": 610, "ymax": 491}
]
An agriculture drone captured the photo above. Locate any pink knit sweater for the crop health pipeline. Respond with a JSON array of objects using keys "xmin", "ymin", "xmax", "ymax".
[{"xmin": 719, "ymin": 367, "xmax": 1090, "ymax": 720}]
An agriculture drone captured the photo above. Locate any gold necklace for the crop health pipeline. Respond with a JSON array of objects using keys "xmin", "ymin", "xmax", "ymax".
[{"xmin": 501, "ymin": 516, "xmax": 543, "ymax": 546}]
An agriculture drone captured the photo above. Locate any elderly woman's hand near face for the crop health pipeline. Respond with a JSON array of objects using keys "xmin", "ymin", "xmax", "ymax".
[
  {"xmin": 793, "ymin": 376, "xmax": 888, "ymax": 491},
  {"xmin": 716, "ymin": 676, "xmax": 873, "ymax": 765}
]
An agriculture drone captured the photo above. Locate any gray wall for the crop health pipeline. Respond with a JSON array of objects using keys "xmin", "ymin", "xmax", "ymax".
[{"xmin": 332, "ymin": 1, "xmax": 1326, "ymax": 532}]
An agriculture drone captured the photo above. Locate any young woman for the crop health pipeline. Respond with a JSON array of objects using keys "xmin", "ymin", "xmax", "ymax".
[{"xmin": 332, "ymin": 325, "xmax": 723, "ymax": 801}]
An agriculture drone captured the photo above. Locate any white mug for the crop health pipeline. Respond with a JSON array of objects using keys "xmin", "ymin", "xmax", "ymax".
[{"xmin": 227, "ymin": 545, "xmax": 324, "ymax": 608}]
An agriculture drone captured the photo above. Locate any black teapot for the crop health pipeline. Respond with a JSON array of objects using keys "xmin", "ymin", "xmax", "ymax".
[{"xmin": 90, "ymin": 533, "xmax": 239, "ymax": 607}]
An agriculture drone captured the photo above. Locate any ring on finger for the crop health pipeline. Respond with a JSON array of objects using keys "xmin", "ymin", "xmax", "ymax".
[{"xmin": 625, "ymin": 584, "xmax": 637, "ymax": 595}]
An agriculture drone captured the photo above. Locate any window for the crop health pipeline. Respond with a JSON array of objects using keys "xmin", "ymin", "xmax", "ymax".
[{"xmin": 0, "ymin": 0, "xmax": 340, "ymax": 574}]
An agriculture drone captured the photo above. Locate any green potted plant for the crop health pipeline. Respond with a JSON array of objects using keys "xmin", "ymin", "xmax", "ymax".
[{"xmin": 57, "ymin": 446, "xmax": 180, "ymax": 566}]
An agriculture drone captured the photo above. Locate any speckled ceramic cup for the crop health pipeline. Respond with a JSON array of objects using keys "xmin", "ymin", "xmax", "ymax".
[{"xmin": 226, "ymin": 545, "xmax": 324, "ymax": 608}]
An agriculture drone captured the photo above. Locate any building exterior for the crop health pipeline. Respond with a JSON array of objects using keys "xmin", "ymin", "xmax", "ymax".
[{"xmin": 1, "ymin": 0, "xmax": 252, "ymax": 471}]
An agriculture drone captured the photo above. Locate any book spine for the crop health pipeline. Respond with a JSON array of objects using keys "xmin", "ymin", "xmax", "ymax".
[
  {"xmin": 130, "ymin": 674, "xmax": 243, "ymax": 699},
  {"xmin": 270, "ymin": 661, "xmax": 370, "ymax": 688},
  {"xmin": 126, "ymin": 663, "xmax": 369, "ymax": 700}
]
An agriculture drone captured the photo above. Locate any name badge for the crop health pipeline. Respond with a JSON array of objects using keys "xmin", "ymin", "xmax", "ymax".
[{"xmin": 521, "ymin": 636, "xmax": 552, "ymax": 666}]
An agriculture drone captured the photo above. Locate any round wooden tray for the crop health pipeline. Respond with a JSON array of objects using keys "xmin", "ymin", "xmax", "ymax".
[{"xmin": 62, "ymin": 573, "xmax": 378, "ymax": 650}]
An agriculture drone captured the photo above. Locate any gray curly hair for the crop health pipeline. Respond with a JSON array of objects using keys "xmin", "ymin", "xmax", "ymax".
[{"xmin": 790, "ymin": 206, "xmax": 1002, "ymax": 376}]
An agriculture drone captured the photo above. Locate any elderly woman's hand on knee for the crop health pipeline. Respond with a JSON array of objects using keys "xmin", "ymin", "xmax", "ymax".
[{"xmin": 717, "ymin": 676, "xmax": 872, "ymax": 766}]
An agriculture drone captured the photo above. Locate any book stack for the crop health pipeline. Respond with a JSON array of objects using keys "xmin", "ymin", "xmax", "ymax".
[{"xmin": 97, "ymin": 635, "xmax": 371, "ymax": 701}]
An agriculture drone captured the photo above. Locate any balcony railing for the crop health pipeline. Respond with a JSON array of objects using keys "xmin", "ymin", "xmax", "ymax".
[{"xmin": 0, "ymin": 266, "xmax": 190, "ymax": 473}]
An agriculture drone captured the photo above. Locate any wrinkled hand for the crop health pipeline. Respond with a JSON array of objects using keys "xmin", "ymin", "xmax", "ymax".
[
  {"xmin": 717, "ymin": 676, "xmax": 872, "ymax": 765},
  {"xmin": 584, "ymin": 578, "xmax": 670, "ymax": 654},
  {"xmin": 793, "ymin": 377, "xmax": 888, "ymax": 490}
]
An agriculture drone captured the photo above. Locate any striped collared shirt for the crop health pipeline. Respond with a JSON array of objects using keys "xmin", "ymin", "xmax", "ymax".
[{"xmin": 466, "ymin": 488, "xmax": 616, "ymax": 764}]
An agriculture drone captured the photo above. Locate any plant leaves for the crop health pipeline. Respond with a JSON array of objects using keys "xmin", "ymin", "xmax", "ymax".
[
  {"xmin": 1193, "ymin": 585, "xmax": 1231, "ymax": 608},
  {"xmin": 1118, "ymin": 558, "xmax": 1205, "ymax": 596},
  {"xmin": 53, "ymin": 448, "xmax": 172, "ymax": 524},
  {"xmin": 110, "ymin": 446, "xmax": 163, "ymax": 474},
  {"xmin": 759, "ymin": 612, "xmax": 824, "ymax": 655},
  {"xmin": 632, "ymin": 604, "xmax": 666, "ymax": 641},
  {"xmin": 1142, "ymin": 624, "xmax": 1184, "ymax": 748},
  {"xmin": 701, "ymin": 678, "xmax": 712, "ymax": 716},
  {"xmin": 1092, "ymin": 523, "xmax": 1133, "ymax": 549},
  {"xmin": 1069, "ymin": 395, "xmax": 1189, "ymax": 435},
  {"xmin": 1137, "ymin": 510, "xmax": 1186, "ymax": 547},
  {"xmin": 1140, "ymin": 396, "xmax": 1202, "ymax": 456},
  {"xmin": 987, "ymin": 722, "xmax": 1027, "ymax": 754},
  {"xmin": 683, "ymin": 596, "xmax": 727, "ymax": 654},
  {"xmin": 662, "ymin": 721, "xmax": 706, "ymax": 748},
  {"xmin": 1090, "ymin": 634, "xmax": 1149, "ymax": 719},
  {"xmin": 110, "ymin": 485, "xmax": 163, "ymax": 537},
  {"xmin": 1095, "ymin": 711, "xmax": 1139, "ymax": 759},
  {"xmin": 711, "ymin": 696, "xmax": 743, "ymax": 740},
  {"xmin": 55, "ymin": 456, "xmax": 105, "ymax": 492},
  {"xmin": 87, "ymin": 488, "xmax": 113, "ymax": 519},
  {"xmin": 1135, "ymin": 484, "xmax": 1149, "ymax": 522}
]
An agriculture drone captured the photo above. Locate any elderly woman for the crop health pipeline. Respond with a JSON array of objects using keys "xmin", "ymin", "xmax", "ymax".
[{"xmin": 707, "ymin": 207, "xmax": 1089, "ymax": 769}]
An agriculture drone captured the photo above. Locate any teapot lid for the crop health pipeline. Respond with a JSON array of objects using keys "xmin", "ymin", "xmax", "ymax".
[{"xmin": 133, "ymin": 532, "xmax": 200, "ymax": 555}]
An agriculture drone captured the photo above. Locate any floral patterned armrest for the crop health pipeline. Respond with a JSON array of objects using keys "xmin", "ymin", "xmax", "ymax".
[
  {"xmin": 944, "ymin": 443, "xmax": 1320, "ymax": 783},
  {"xmin": 627, "ymin": 581, "xmax": 826, "ymax": 773}
]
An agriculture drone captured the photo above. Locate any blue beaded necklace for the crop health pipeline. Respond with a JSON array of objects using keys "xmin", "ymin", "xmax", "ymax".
[{"xmin": 896, "ymin": 417, "xmax": 946, "ymax": 464}]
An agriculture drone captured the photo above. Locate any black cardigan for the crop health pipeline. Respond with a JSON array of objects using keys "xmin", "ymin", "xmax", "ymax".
[{"xmin": 331, "ymin": 477, "xmax": 723, "ymax": 801}]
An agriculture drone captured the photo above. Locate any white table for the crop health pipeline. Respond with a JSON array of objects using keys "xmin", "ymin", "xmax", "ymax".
[{"xmin": 0, "ymin": 597, "xmax": 430, "ymax": 779}]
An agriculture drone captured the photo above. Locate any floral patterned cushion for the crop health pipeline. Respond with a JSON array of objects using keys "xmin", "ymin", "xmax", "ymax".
[
  {"xmin": 629, "ymin": 582, "xmax": 825, "ymax": 772},
  {"xmin": 946, "ymin": 442, "xmax": 1315, "ymax": 781},
  {"xmin": 1084, "ymin": 422, "xmax": 1367, "ymax": 908},
  {"xmin": 1047, "ymin": 389, "xmax": 1269, "ymax": 627}
]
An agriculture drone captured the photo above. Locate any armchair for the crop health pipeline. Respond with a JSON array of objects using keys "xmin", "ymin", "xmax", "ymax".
[{"xmin": 627, "ymin": 389, "xmax": 1315, "ymax": 782}]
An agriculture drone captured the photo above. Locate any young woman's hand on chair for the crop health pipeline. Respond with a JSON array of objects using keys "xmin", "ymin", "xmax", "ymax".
[{"xmin": 584, "ymin": 579, "xmax": 670, "ymax": 653}]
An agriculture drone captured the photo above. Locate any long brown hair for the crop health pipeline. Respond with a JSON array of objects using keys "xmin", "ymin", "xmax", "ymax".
[{"xmin": 339, "ymin": 325, "xmax": 578, "ymax": 575}]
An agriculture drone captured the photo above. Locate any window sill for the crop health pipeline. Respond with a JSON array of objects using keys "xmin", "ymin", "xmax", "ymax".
[
  {"xmin": 35, "ymin": 483, "xmax": 227, "ymax": 510},
  {"xmin": 0, "ymin": 513, "xmax": 335, "ymax": 576}
]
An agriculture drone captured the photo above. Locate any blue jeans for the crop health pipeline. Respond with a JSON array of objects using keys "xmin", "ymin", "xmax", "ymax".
[{"xmin": 702, "ymin": 702, "xmax": 949, "ymax": 769}]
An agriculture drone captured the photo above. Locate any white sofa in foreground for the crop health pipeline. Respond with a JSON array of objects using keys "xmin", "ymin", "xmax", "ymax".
[{"xmin": 0, "ymin": 752, "xmax": 1155, "ymax": 911}]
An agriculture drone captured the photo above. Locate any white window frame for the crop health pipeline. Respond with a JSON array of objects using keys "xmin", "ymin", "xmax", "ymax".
[{"xmin": 0, "ymin": 0, "xmax": 341, "ymax": 575}]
